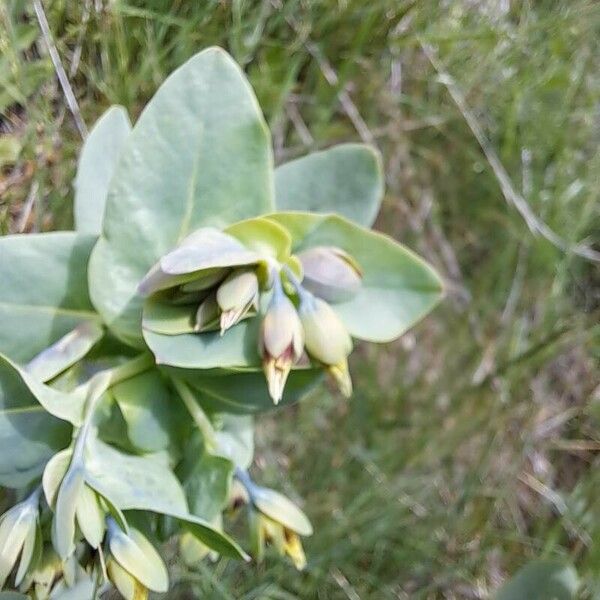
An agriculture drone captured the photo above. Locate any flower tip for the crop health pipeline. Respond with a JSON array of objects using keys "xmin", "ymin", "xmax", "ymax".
[{"xmin": 329, "ymin": 361, "xmax": 353, "ymax": 398}]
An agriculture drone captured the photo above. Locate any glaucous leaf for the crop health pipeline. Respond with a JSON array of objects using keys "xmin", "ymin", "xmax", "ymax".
[
  {"xmin": 179, "ymin": 442, "xmax": 233, "ymax": 521},
  {"xmin": 25, "ymin": 322, "xmax": 104, "ymax": 383},
  {"xmin": 111, "ymin": 370, "xmax": 178, "ymax": 453},
  {"xmin": 496, "ymin": 560, "xmax": 579, "ymax": 600},
  {"xmin": 74, "ymin": 105, "xmax": 131, "ymax": 235},
  {"xmin": 89, "ymin": 47, "xmax": 274, "ymax": 346},
  {"xmin": 275, "ymin": 144, "xmax": 383, "ymax": 227},
  {"xmin": 174, "ymin": 513, "xmax": 248, "ymax": 560},
  {"xmin": 214, "ymin": 414, "xmax": 254, "ymax": 469},
  {"xmin": 0, "ymin": 353, "xmax": 86, "ymax": 424},
  {"xmin": 173, "ymin": 368, "xmax": 322, "ymax": 414},
  {"xmin": 0, "ymin": 359, "xmax": 71, "ymax": 488},
  {"xmin": 85, "ymin": 437, "xmax": 188, "ymax": 515},
  {"xmin": 268, "ymin": 212, "xmax": 443, "ymax": 342},
  {"xmin": 0, "ymin": 233, "xmax": 99, "ymax": 363},
  {"xmin": 225, "ymin": 217, "xmax": 291, "ymax": 261}
]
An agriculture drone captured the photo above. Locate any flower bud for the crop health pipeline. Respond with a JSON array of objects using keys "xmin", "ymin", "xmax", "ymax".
[
  {"xmin": 194, "ymin": 292, "xmax": 220, "ymax": 332},
  {"xmin": 216, "ymin": 268, "xmax": 259, "ymax": 334},
  {"xmin": 298, "ymin": 295, "xmax": 353, "ymax": 396},
  {"xmin": 237, "ymin": 470, "xmax": 311, "ymax": 571},
  {"xmin": 259, "ymin": 277, "xmax": 303, "ymax": 404},
  {"xmin": 107, "ymin": 518, "xmax": 168, "ymax": 595},
  {"xmin": 297, "ymin": 246, "xmax": 362, "ymax": 303},
  {"xmin": 0, "ymin": 489, "xmax": 40, "ymax": 588}
]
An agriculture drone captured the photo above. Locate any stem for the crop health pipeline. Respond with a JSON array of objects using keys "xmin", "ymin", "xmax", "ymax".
[
  {"xmin": 282, "ymin": 265, "xmax": 315, "ymax": 308},
  {"xmin": 171, "ymin": 377, "xmax": 216, "ymax": 451},
  {"xmin": 106, "ymin": 353, "xmax": 154, "ymax": 386},
  {"xmin": 234, "ymin": 467, "xmax": 258, "ymax": 500}
]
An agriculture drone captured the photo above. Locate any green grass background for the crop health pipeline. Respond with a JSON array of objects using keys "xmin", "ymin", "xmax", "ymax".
[{"xmin": 1, "ymin": 1, "xmax": 600, "ymax": 598}]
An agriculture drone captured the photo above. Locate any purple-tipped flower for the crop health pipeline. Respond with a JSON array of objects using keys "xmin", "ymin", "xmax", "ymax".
[{"xmin": 259, "ymin": 275, "xmax": 304, "ymax": 404}]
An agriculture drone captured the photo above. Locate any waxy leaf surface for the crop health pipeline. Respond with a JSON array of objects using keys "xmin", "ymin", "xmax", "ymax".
[
  {"xmin": 275, "ymin": 144, "xmax": 383, "ymax": 227},
  {"xmin": 89, "ymin": 47, "xmax": 274, "ymax": 346},
  {"xmin": 74, "ymin": 105, "xmax": 131, "ymax": 235},
  {"xmin": 0, "ymin": 232, "xmax": 99, "ymax": 363}
]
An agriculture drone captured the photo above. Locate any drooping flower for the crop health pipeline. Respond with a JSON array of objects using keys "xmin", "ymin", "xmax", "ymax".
[
  {"xmin": 0, "ymin": 488, "xmax": 40, "ymax": 589},
  {"xmin": 259, "ymin": 274, "xmax": 304, "ymax": 403},
  {"xmin": 236, "ymin": 469, "xmax": 312, "ymax": 571},
  {"xmin": 298, "ymin": 293, "xmax": 353, "ymax": 396},
  {"xmin": 106, "ymin": 518, "xmax": 168, "ymax": 600}
]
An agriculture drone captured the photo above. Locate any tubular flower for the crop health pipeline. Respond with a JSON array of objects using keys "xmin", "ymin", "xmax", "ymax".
[
  {"xmin": 216, "ymin": 268, "xmax": 259, "ymax": 334},
  {"xmin": 0, "ymin": 488, "xmax": 41, "ymax": 589},
  {"xmin": 297, "ymin": 245, "xmax": 362, "ymax": 303},
  {"xmin": 236, "ymin": 469, "xmax": 312, "ymax": 571},
  {"xmin": 298, "ymin": 293, "xmax": 353, "ymax": 396},
  {"xmin": 106, "ymin": 518, "xmax": 168, "ymax": 599},
  {"xmin": 259, "ymin": 275, "xmax": 304, "ymax": 404}
]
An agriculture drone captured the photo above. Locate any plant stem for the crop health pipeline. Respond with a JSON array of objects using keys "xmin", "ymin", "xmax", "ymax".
[{"xmin": 171, "ymin": 377, "xmax": 216, "ymax": 451}]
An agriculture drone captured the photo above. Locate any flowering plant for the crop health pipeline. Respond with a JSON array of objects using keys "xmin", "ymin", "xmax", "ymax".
[{"xmin": 0, "ymin": 48, "xmax": 442, "ymax": 598}]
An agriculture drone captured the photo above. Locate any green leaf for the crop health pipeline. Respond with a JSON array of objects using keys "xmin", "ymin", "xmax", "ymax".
[
  {"xmin": 85, "ymin": 437, "xmax": 188, "ymax": 515},
  {"xmin": 175, "ymin": 513, "xmax": 248, "ymax": 561},
  {"xmin": 179, "ymin": 369, "xmax": 322, "ymax": 414},
  {"xmin": 89, "ymin": 47, "xmax": 274, "ymax": 346},
  {"xmin": 74, "ymin": 106, "xmax": 131, "ymax": 235},
  {"xmin": 179, "ymin": 442, "xmax": 233, "ymax": 521},
  {"xmin": 496, "ymin": 560, "xmax": 579, "ymax": 600},
  {"xmin": 145, "ymin": 313, "xmax": 261, "ymax": 369},
  {"xmin": 214, "ymin": 414, "xmax": 254, "ymax": 469},
  {"xmin": 275, "ymin": 144, "xmax": 383, "ymax": 227},
  {"xmin": 268, "ymin": 212, "xmax": 443, "ymax": 342},
  {"xmin": 225, "ymin": 217, "xmax": 291, "ymax": 261},
  {"xmin": 0, "ymin": 353, "xmax": 86, "ymax": 425},
  {"xmin": 0, "ymin": 232, "xmax": 100, "ymax": 363},
  {"xmin": 0, "ymin": 360, "xmax": 72, "ymax": 488},
  {"xmin": 25, "ymin": 322, "xmax": 104, "ymax": 383},
  {"xmin": 111, "ymin": 370, "xmax": 179, "ymax": 452}
]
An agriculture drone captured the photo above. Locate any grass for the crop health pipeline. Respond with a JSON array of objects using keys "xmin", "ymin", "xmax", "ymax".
[{"xmin": 1, "ymin": 0, "xmax": 600, "ymax": 597}]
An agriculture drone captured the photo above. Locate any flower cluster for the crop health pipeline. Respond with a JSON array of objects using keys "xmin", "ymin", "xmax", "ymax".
[{"xmin": 139, "ymin": 227, "xmax": 362, "ymax": 403}]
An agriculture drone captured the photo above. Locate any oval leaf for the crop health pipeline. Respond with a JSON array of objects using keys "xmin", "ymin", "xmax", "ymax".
[
  {"xmin": 0, "ymin": 232, "xmax": 99, "ymax": 363},
  {"xmin": 89, "ymin": 47, "xmax": 274, "ymax": 346},
  {"xmin": 74, "ymin": 105, "xmax": 132, "ymax": 235},
  {"xmin": 275, "ymin": 144, "xmax": 383, "ymax": 227}
]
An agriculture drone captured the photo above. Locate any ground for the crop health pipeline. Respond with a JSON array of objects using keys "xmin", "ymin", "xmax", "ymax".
[{"xmin": 1, "ymin": 1, "xmax": 599, "ymax": 598}]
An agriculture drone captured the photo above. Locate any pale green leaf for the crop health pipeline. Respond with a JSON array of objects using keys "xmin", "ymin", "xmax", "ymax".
[
  {"xmin": 111, "ymin": 370, "xmax": 178, "ymax": 452},
  {"xmin": 25, "ymin": 322, "xmax": 104, "ymax": 383},
  {"xmin": 179, "ymin": 441, "xmax": 233, "ymax": 521},
  {"xmin": 85, "ymin": 437, "xmax": 188, "ymax": 515},
  {"xmin": 89, "ymin": 47, "xmax": 274, "ymax": 346},
  {"xmin": 0, "ymin": 360, "xmax": 71, "ymax": 488},
  {"xmin": 275, "ymin": 144, "xmax": 383, "ymax": 227},
  {"xmin": 179, "ymin": 369, "xmax": 322, "ymax": 414},
  {"xmin": 214, "ymin": 414, "xmax": 254, "ymax": 469},
  {"xmin": 268, "ymin": 212, "xmax": 443, "ymax": 342},
  {"xmin": 0, "ymin": 233, "xmax": 99, "ymax": 363},
  {"xmin": 74, "ymin": 105, "xmax": 131, "ymax": 235},
  {"xmin": 0, "ymin": 353, "xmax": 86, "ymax": 425}
]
